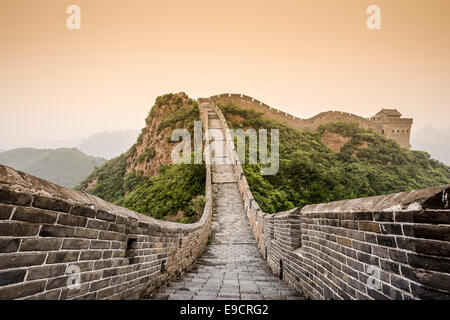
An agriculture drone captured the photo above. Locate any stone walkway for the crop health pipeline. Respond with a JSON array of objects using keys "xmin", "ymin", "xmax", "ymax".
[{"xmin": 149, "ymin": 103, "xmax": 303, "ymax": 300}]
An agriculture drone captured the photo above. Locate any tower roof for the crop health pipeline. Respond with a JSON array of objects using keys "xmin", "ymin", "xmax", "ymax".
[{"xmin": 375, "ymin": 108, "xmax": 402, "ymax": 117}]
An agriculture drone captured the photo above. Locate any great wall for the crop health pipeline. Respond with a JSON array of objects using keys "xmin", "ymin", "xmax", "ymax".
[
  {"xmin": 0, "ymin": 95, "xmax": 448, "ymax": 300},
  {"xmin": 210, "ymin": 93, "xmax": 413, "ymax": 149}
]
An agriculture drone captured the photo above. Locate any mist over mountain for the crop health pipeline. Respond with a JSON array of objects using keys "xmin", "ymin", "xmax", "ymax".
[
  {"xmin": 0, "ymin": 148, "xmax": 106, "ymax": 188},
  {"xmin": 411, "ymin": 125, "xmax": 450, "ymax": 165},
  {"xmin": 76, "ymin": 130, "xmax": 140, "ymax": 159}
]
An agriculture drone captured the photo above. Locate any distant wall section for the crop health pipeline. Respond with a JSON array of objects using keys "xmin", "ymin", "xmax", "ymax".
[{"xmin": 210, "ymin": 93, "xmax": 412, "ymax": 149}]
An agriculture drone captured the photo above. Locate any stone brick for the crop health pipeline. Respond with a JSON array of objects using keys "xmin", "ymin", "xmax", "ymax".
[
  {"xmin": 40, "ymin": 225, "xmax": 75, "ymax": 237},
  {"xmin": 62, "ymin": 239, "xmax": 90, "ymax": 250},
  {"xmin": 373, "ymin": 212, "xmax": 394, "ymax": 222},
  {"xmin": 97, "ymin": 287, "xmax": 115, "ymax": 299},
  {"xmin": 0, "ymin": 253, "xmax": 46, "ymax": 269},
  {"xmin": 80, "ymin": 250, "xmax": 102, "ymax": 261},
  {"xmin": 80, "ymin": 271, "xmax": 103, "ymax": 283},
  {"xmin": 336, "ymin": 237, "xmax": 352, "ymax": 248},
  {"xmin": 0, "ymin": 269, "xmax": 27, "ymax": 286},
  {"xmin": 376, "ymin": 235, "xmax": 396, "ymax": 247},
  {"xmin": 410, "ymin": 282, "xmax": 450, "ymax": 300},
  {"xmin": 74, "ymin": 227, "xmax": 98, "ymax": 239},
  {"xmin": 382, "ymin": 283, "xmax": 403, "ymax": 299},
  {"xmin": 33, "ymin": 196, "xmax": 71, "ymax": 213},
  {"xmin": 57, "ymin": 213, "xmax": 87, "ymax": 227},
  {"xmin": 96, "ymin": 210, "xmax": 116, "ymax": 222},
  {"xmin": 99, "ymin": 230, "xmax": 118, "ymax": 241},
  {"xmin": 358, "ymin": 221, "xmax": 380, "ymax": 233},
  {"xmin": 407, "ymin": 253, "xmax": 450, "ymax": 273},
  {"xmin": 20, "ymin": 238, "xmax": 62, "ymax": 251},
  {"xmin": 12, "ymin": 206, "xmax": 57, "ymax": 224},
  {"xmin": 89, "ymin": 278, "xmax": 111, "ymax": 292},
  {"xmin": 367, "ymin": 288, "xmax": 389, "ymax": 300},
  {"xmin": 26, "ymin": 289, "xmax": 62, "ymax": 300},
  {"xmin": 46, "ymin": 251, "xmax": 80, "ymax": 264},
  {"xmin": 109, "ymin": 223, "xmax": 126, "ymax": 233},
  {"xmin": 380, "ymin": 259, "xmax": 400, "ymax": 274},
  {"xmin": 397, "ymin": 237, "xmax": 450, "ymax": 257},
  {"xmin": 0, "ymin": 238, "xmax": 20, "ymax": 253},
  {"xmin": 396, "ymin": 210, "xmax": 450, "ymax": 224},
  {"xmin": 0, "ymin": 280, "xmax": 46, "ymax": 300},
  {"xmin": 357, "ymin": 252, "xmax": 379, "ymax": 266},
  {"xmin": 87, "ymin": 219, "xmax": 110, "ymax": 230},
  {"xmin": 372, "ymin": 246, "xmax": 389, "ymax": 259},
  {"xmin": 61, "ymin": 283, "xmax": 90, "ymax": 299},
  {"xmin": 46, "ymin": 276, "xmax": 70, "ymax": 290},
  {"xmin": 347, "ymin": 258, "xmax": 365, "ymax": 272},
  {"xmin": 410, "ymin": 270, "xmax": 450, "ymax": 292},
  {"xmin": 0, "ymin": 221, "xmax": 40, "ymax": 236},
  {"xmin": 70, "ymin": 205, "xmax": 96, "ymax": 218},
  {"xmin": 352, "ymin": 240, "xmax": 371, "ymax": 253},
  {"xmin": 388, "ymin": 249, "xmax": 408, "ymax": 263},
  {"xmin": 391, "ymin": 274, "xmax": 410, "ymax": 292},
  {"xmin": 103, "ymin": 268, "xmax": 120, "ymax": 278},
  {"xmin": 27, "ymin": 264, "xmax": 67, "ymax": 280},
  {"xmin": 353, "ymin": 212, "xmax": 373, "ymax": 221},
  {"xmin": 0, "ymin": 188, "xmax": 32, "ymax": 206},
  {"xmin": 90, "ymin": 240, "xmax": 111, "ymax": 249},
  {"xmin": 94, "ymin": 259, "xmax": 114, "ymax": 270},
  {"xmin": 73, "ymin": 292, "xmax": 97, "ymax": 300},
  {"xmin": 103, "ymin": 250, "xmax": 113, "ymax": 259},
  {"xmin": 365, "ymin": 233, "xmax": 377, "ymax": 244},
  {"xmin": 380, "ymin": 223, "xmax": 402, "ymax": 235},
  {"xmin": 0, "ymin": 204, "xmax": 12, "ymax": 219},
  {"xmin": 403, "ymin": 224, "xmax": 450, "ymax": 242}
]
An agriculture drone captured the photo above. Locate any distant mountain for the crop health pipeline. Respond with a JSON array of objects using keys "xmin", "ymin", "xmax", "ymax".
[
  {"xmin": 411, "ymin": 125, "xmax": 450, "ymax": 165},
  {"xmin": 0, "ymin": 148, "xmax": 106, "ymax": 188},
  {"xmin": 76, "ymin": 130, "xmax": 139, "ymax": 159}
]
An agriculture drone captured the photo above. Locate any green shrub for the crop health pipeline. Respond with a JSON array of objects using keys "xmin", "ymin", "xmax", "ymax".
[{"xmin": 219, "ymin": 102, "xmax": 450, "ymax": 213}]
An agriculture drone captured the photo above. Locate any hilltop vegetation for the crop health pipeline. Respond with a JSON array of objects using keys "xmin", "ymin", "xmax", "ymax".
[
  {"xmin": 218, "ymin": 102, "xmax": 450, "ymax": 213},
  {"xmin": 0, "ymin": 148, "xmax": 106, "ymax": 188},
  {"xmin": 76, "ymin": 93, "xmax": 205, "ymax": 223}
]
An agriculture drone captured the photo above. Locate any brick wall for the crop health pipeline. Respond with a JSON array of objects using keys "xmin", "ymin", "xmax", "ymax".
[
  {"xmin": 210, "ymin": 98, "xmax": 450, "ymax": 300},
  {"xmin": 0, "ymin": 108, "xmax": 213, "ymax": 300}
]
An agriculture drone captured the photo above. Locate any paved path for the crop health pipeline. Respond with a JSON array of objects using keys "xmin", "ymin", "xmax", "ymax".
[{"xmin": 149, "ymin": 103, "xmax": 303, "ymax": 300}]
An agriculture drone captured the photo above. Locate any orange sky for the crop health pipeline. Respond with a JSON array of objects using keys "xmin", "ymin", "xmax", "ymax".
[{"xmin": 1, "ymin": 0, "xmax": 449, "ymax": 149}]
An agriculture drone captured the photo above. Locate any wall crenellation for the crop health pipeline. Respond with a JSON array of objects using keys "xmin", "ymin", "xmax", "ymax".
[{"xmin": 210, "ymin": 93, "xmax": 413, "ymax": 149}]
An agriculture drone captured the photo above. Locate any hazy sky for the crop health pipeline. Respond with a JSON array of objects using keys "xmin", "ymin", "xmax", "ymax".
[{"xmin": 1, "ymin": 0, "xmax": 449, "ymax": 150}]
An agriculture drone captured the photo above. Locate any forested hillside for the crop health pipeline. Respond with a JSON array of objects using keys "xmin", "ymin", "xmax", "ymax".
[{"xmin": 77, "ymin": 93, "xmax": 205, "ymax": 223}]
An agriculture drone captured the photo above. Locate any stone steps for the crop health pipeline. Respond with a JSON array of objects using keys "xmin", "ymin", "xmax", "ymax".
[{"xmin": 148, "ymin": 103, "xmax": 305, "ymax": 301}]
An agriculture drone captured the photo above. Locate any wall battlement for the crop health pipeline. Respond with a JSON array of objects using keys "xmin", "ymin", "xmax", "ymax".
[
  {"xmin": 209, "ymin": 93, "xmax": 413, "ymax": 149},
  {"xmin": 0, "ymin": 108, "xmax": 213, "ymax": 300}
]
